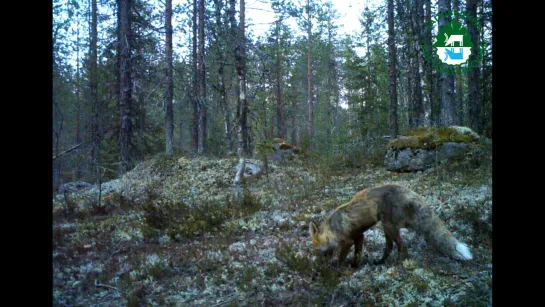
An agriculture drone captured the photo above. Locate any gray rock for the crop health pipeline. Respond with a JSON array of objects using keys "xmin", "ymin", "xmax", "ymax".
[
  {"xmin": 385, "ymin": 148, "xmax": 435, "ymax": 172},
  {"xmin": 437, "ymin": 142, "xmax": 468, "ymax": 161},
  {"xmin": 59, "ymin": 181, "xmax": 94, "ymax": 193},
  {"xmin": 385, "ymin": 143, "xmax": 470, "ymax": 172}
]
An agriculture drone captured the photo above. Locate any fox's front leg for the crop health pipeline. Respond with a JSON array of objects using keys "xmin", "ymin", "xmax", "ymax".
[
  {"xmin": 335, "ymin": 243, "xmax": 352, "ymax": 267},
  {"xmin": 351, "ymin": 234, "xmax": 364, "ymax": 268},
  {"xmin": 374, "ymin": 232, "xmax": 393, "ymax": 265}
]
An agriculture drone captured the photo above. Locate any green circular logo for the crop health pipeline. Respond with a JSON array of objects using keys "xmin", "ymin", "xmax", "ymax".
[
  {"xmin": 434, "ymin": 19, "xmax": 473, "ymax": 65},
  {"xmin": 421, "ymin": 10, "xmax": 487, "ymax": 75}
]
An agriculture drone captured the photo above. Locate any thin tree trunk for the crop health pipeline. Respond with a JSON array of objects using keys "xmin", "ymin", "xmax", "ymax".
[
  {"xmin": 306, "ymin": 0, "xmax": 314, "ymax": 151},
  {"xmin": 165, "ymin": 0, "xmax": 174, "ymax": 154},
  {"xmin": 387, "ymin": 0, "xmax": 398, "ymax": 139},
  {"xmin": 466, "ymin": 0, "xmax": 481, "ymax": 134},
  {"xmin": 90, "ymin": 0, "xmax": 100, "ymax": 181},
  {"xmin": 480, "ymin": 0, "xmax": 491, "ymax": 136},
  {"xmin": 228, "ymin": 0, "xmax": 240, "ymax": 149},
  {"xmin": 75, "ymin": 16, "xmax": 82, "ymax": 179},
  {"xmin": 236, "ymin": 0, "xmax": 250, "ymax": 156},
  {"xmin": 362, "ymin": 7, "xmax": 371, "ymax": 139},
  {"xmin": 275, "ymin": 20, "xmax": 284, "ymax": 139},
  {"xmin": 453, "ymin": 0, "xmax": 463, "ymax": 126},
  {"xmin": 263, "ymin": 70, "xmax": 269, "ymax": 140},
  {"xmin": 191, "ymin": 0, "xmax": 199, "ymax": 150},
  {"xmin": 411, "ymin": 0, "xmax": 424, "ymax": 127},
  {"xmin": 179, "ymin": 119, "xmax": 184, "ymax": 149},
  {"xmin": 197, "ymin": 0, "xmax": 207, "ymax": 154},
  {"xmin": 424, "ymin": 0, "xmax": 437, "ymax": 126},
  {"xmin": 438, "ymin": 0, "xmax": 455, "ymax": 126},
  {"xmin": 53, "ymin": 102, "xmax": 64, "ymax": 194},
  {"xmin": 118, "ymin": 0, "xmax": 133, "ymax": 174},
  {"xmin": 291, "ymin": 93, "xmax": 297, "ymax": 145},
  {"xmin": 214, "ymin": 0, "xmax": 232, "ymax": 154},
  {"xmin": 407, "ymin": 56, "xmax": 413, "ymax": 128},
  {"xmin": 327, "ymin": 16, "xmax": 335, "ymax": 142}
]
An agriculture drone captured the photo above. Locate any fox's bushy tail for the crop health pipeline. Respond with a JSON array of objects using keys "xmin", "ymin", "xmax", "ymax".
[{"xmin": 411, "ymin": 205, "xmax": 473, "ymax": 261}]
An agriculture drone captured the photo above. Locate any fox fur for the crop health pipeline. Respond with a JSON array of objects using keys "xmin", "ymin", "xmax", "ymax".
[{"xmin": 309, "ymin": 184, "xmax": 473, "ymax": 266}]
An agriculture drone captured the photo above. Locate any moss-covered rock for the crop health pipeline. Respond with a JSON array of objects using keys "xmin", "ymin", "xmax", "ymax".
[
  {"xmin": 385, "ymin": 126, "xmax": 481, "ymax": 172},
  {"xmin": 388, "ymin": 126, "xmax": 478, "ymax": 150}
]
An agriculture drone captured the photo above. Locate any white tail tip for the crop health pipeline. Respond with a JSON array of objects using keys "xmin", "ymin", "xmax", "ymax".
[{"xmin": 455, "ymin": 242, "xmax": 473, "ymax": 260}]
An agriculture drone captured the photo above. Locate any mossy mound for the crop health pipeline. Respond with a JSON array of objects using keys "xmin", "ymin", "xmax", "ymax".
[
  {"xmin": 388, "ymin": 126, "xmax": 479, "ymax": 150},
  {"xmin": 263, "ymin": 138, "xmax": 304, "ymax": 163}
]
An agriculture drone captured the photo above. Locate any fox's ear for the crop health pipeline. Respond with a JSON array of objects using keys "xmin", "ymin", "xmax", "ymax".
[{"xmin": 309, "ymin": 221, "xmax": 318, "ymax": 237}]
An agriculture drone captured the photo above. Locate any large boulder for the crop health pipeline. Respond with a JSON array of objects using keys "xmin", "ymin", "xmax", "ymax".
[{"xmin": 385, "ymin": 126, "xmax": 480, "ymax": 172}]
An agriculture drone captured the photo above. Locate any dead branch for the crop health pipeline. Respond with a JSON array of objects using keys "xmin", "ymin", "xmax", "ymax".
[
  {"xmin": 53, "ymin": 143, "xmax": 83, "ymax": 160},
  {"xmin": 234, "ymin": 158, "xmax": 246, "ymax": 202}
]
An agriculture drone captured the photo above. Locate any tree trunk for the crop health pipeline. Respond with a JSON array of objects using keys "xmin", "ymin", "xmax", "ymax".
[
  {"xmin": 191, "ymin": 0, "xmax": 198, "ymax": 150},
  {"xmin": 387, "ymin": 0, "xmax": 398, "ymax": 139},
  {"xmin": 424, "ymin": 0, "xmax": 438, "ymax": 126},
  {"xmin": 118, "ymin": 0, "xmax": 133, "ymax": 175},
  {"xmin": 411, "ymin": 0, "xmax": 424, "ymax": 127},
  {"xmin": 214, "ymin": 0, "xmax": 232, "ymax": 154},
  {"xmin": 438, "ymin": 0, "xmax": 455, "ymax": 126},
  {"xmin": 363, "ymin": 6, "xmax": 371, "ymax": 139},
  {"xmin": 291, "ymin": 93, "xmax": 297, "ymax": 146},
  {"xmin": 197, "ymin": 0, "xmax": 207, "ymax": 154},
  {"xmin": 275, "ymin": 20, "xmax": 284, "ymax": 139},
  {"xmin": 165, "ymin": 0, "xmax": 174, "ymax": 154},
  {"xmin": 179, "ymin": 119, "xmax": 184, "ymax": 149},
  {"xmin": 236, "ymin": 0, "xmax": 250, "ymax": 156},
  {"xmin": 53, "ymin": 103, "xmax": 64, "ymax": 194},
  {"xmin": 480, "ymin": 0, "xmax": 491, "ymax": 137},
  {"xmin": 466, "ymin": 0, "xmax": 481, "ymax": 133},
  {"xmin": 453, "ymin": 0, "xmax": 463, "ymax": 126},
  {"xmin": 306, "ymin": 0, "xmax": 314, "ymax": 151},
  {"xmin": 327, "ymin": 16, "xmax": 336, "ymax": 142},
  {"xmin": 90, "ymin": 0, "xmax": 100, "ymax": 181},
  {"xmin": 75, "ymin": 16, "xmax": 82, "ymax": 179}
]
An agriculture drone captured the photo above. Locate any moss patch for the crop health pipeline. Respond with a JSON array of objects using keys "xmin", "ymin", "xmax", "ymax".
[{"xmin": 142, "ymin": 192, "xmax": 263, "ymax": 241}]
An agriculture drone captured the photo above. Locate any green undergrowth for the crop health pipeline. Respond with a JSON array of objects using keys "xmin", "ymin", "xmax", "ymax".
[
  {"xmin": 275, "ymin": 241, "xmax": 342, "ymax": 292},
  {"xmin": 141, "ymin": 189, "xmax": 263, "ymax": 241}
]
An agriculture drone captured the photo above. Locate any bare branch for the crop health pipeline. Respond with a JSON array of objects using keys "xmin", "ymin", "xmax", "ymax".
[{"xmin": 53, "ymin": 143, "xmax": 84, "ymax": 160}]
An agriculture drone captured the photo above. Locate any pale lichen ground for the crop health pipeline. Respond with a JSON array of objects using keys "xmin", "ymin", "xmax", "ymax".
[{"xmin": 53, "ymin": 152, "xmax": 492, "ymax": 306}]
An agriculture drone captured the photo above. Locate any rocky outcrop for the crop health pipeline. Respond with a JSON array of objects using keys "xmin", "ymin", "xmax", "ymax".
[{"xmin": 385, "ymin": 126, "xmax": 480, "ymax": 172}]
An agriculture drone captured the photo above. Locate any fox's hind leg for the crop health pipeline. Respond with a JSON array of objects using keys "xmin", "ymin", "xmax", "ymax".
[{"xmin": 386, "ymin": 224, "xmax": 408, "ymax": 261}]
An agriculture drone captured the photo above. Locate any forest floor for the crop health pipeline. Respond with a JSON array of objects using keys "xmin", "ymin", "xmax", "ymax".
[{"xmin": 53, "ymin": 149, "xmax": 492, "ymax": 306}]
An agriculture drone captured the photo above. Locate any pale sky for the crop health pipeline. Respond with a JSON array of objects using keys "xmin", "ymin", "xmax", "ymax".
[
  {"xmin": 245, "ymin": 0, "xmax": 370, "ymax": 38},
  {"xmin": 58, "ymin": 0, "xmax": 377, "ymax": 69},
  {"xmin": 171, "ymin": 0, "xmax": 375, "ymax": 58}
]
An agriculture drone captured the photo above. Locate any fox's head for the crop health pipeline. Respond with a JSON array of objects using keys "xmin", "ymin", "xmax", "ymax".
[{"xmin": 309, "ymin": 221, "xmax": 338, "ymax": 257}]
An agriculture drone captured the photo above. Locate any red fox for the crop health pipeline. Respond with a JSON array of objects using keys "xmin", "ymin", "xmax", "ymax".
[{"xmin": 309, "ymin": 184, "xmax": 473, "ymax": 267}]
